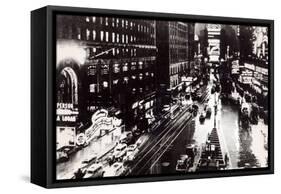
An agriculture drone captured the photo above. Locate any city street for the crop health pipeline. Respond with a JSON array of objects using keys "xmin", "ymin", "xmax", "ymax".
[
  {"xmin": 56, "ymin": 70, "xmax": 268, "ymax": 179},
  {"xmin": 132, "ymin": 74, "xmax": 268, "ymax": 175},
  {"xmin": 55, "ymin": 18, "xmax": 269, "ymax": 179}
]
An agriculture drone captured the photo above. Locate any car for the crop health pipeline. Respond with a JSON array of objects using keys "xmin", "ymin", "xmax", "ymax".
[
  {"xmin": 206, "ymin": 107, "xmax": 212, "ymax": 118},
  {"xmin": 199, "ymin": 111, "xmax": 206, "ymax": 123},
  {"xmin": 204, "ymin": 104, "xmax": 212, "ymax": 118},
  {"xmin": 83, "ymin": 163, "xmax": 104, "ymax": 178},
  {"xmin": 81, "ymin": 155, "xmax": 98, "ymax": 167},
  {"xmin": 103, "ymin": 162, "xmax": 125, "ymax": 177},
  {"xmin": 119, "ymin": 132, "xmax": 134, "ymax": 145},
  {"xmin": 56, "ymin": 151, "xmax": 69, "ymax": 163},
  {"xmin": 113, "ymin": 143, "xmax": 127, "ymax": 161},
  {"xmin": 125, "ymin": 144, "xmax": 139, "ymax": 161},
  {"xmin": 135, "ymin": 135, "xmax": 148, "ymax": 148},
  {"xmin": 176, "ymin": 154, "xmax": 192, "ymax": 172}
]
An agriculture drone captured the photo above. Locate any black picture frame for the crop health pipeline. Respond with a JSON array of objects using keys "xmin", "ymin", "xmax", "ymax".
[{"xmin": 31, "ymin": 5, "xmax": 274, "ymax": 188}]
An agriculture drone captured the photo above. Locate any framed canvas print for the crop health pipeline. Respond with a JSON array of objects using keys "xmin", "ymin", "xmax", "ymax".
[{"xmin": 31, "ymin": 5, "xmax": 274, "ymax": 188}]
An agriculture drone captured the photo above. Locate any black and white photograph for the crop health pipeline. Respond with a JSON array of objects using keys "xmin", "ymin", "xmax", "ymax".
[{"xmin": 55, "ymin": 14, "xmax": 270, "ymax": 180}]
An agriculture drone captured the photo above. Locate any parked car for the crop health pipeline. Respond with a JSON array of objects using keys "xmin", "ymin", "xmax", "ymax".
[
  {"xmin": 83, "ymin": 163, "xmax": 104, "ymax": 178},
  {"xmin": 125, "ymin": 144, "xmax": 139, "ymax": 161},
  {"xmin": 113, "ymin": 143, "xmax": 127, "ymax": 161},
  {"xmin": 119, "ymin": 132, "xmax": 134, "ymax": 145},
  {"xmin": 81, "ymin": 155, "xmax": 97, "ymax": 167},
  {"xmin": 104, "ymin": 162, "xmax": 125, "ymax": 177}
]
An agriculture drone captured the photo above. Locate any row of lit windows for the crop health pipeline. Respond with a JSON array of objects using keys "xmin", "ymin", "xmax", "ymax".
[
  {"xmin": 88, "ymin": 47, "xmax": 156, "ymax": 58},
  {"xmin": 80, "ymin": 28, "xmax": 154, "ymax": 44},
  {"xmin": 87, "ymin": 61, "xmax": 155, "ymax": 76},
  {"xmin": 112, "ymin": 73, "xmax": 154, "ymax": 83},
  {"xmin": 112, "ymin": 62, "xmax": 154, "ymax": 73},
  {"xmin": 89, "ymin": 80, "xmax": 155, "ymax": 95},
  {"xmin": 85, "ymin": 16, "xmax": 154, "ymax": 34}
]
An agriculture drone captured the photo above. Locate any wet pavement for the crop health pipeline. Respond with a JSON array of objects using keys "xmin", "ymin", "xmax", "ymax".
[{"xmin": 145, "ymin": 83, "xmax": 268, "ymax": 175}]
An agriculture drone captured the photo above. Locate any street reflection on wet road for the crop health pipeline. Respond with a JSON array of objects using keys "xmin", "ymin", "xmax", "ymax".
[{"xmin": 148, "ymin": 90, "xmax": 268, "ymax": 174}]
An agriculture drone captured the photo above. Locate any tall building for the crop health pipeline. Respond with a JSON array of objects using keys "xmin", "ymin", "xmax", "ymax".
[
  {"xmin": 56, "ymin": 15, "xmax": 157, "ymax": 133},
  {"xmin": 156, "ymin": 21, "xmax": 191, "ymax": 106},
  {"xmin": 206, "ymin": 24, "xmax": 221, "ymax": 62}
]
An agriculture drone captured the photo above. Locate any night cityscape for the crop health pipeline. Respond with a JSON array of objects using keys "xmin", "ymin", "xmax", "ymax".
[{"xmin": 55, "ymin": 15, "xmax": 269, "ymax": 180}]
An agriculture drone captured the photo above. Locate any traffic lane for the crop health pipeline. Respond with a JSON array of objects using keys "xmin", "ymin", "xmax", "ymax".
[
  {"xmin": 128, "ymin": 106, "xmax": 195, "ymax": 175},
  {"xmin": 148, "ymin": 116, "xmax": 196, "ymax": 175},
  {"xmin": 133, "ymin": 104, "xmax": 192, "ymax": 160},
  {"xmin": 148, "ymin": 95, "xmax": 215, "ymax": 175},
  {"xmin": 135, "ymin": 86, "xmax": 212, "ymax": 175},
  {"xmin": 132, "ymin": 112, "xmax": 194, "ymax": 175}
]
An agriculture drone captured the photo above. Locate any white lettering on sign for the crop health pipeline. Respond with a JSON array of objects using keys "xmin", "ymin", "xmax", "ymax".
[
  {"xmin": 57, "ymin": 103, "xmax": 74, "ymax": 109},
  {"xmin": 56, "ymin": 115, "xmax": 76, "ymax": 122},
  {"xmin": 256, "ymin": 66, "xmax": 268, "ymax": 75},
  {"xmin": 244, "ymin": 63, "xmax": 255, "ymax": 71}
]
